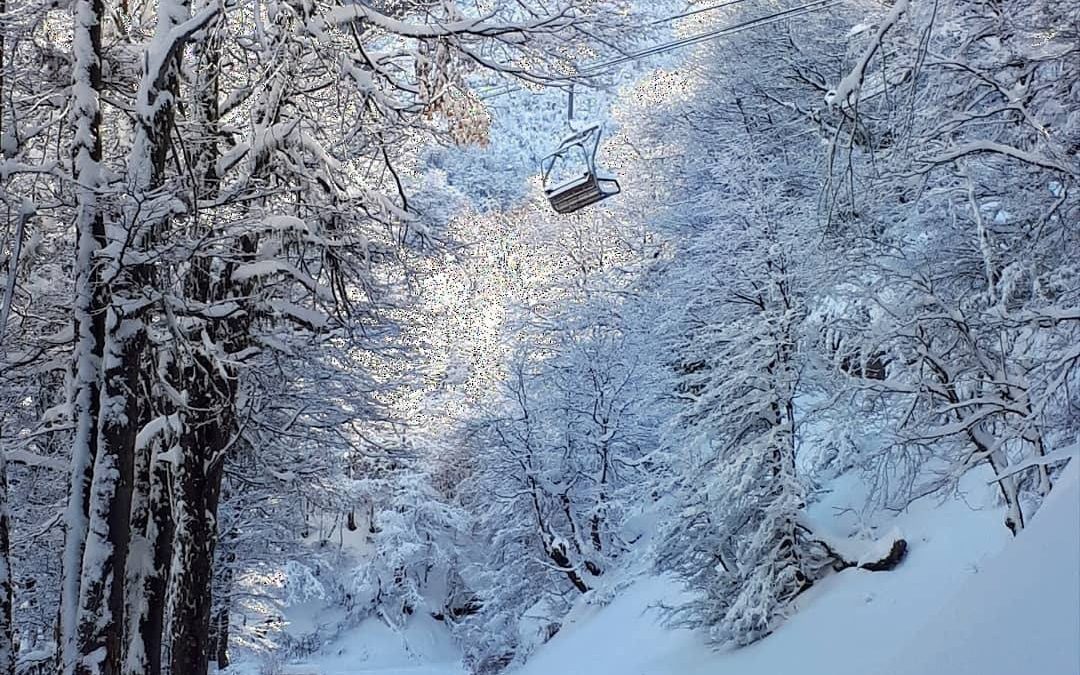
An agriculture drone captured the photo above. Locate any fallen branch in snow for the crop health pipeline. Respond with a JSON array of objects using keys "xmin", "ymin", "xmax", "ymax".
[
  {"xmin": 857, "ymin": 538, "xmax": 908, "ymax": 572},
  {"xmin": 820, "ymin": 536, "xmax": 908, "ymax": 572},
  {"xmin": 800, "ymin": 519, "xmax": 909, "ymax": 573}
]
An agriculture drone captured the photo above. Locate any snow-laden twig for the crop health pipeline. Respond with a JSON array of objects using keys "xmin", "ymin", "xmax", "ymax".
[
  {"xmin": 825, "ymin": 0, "xmax": 910, "ymax": 109},
  {"xmin": 921, "ymin": 140, "xmax": 1076, "ymax": 175}
]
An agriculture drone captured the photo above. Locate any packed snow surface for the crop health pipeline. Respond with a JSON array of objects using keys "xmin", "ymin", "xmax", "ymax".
[{"xmin": 229, "ymin": 613, "xmax": 464, "ymax": 675}]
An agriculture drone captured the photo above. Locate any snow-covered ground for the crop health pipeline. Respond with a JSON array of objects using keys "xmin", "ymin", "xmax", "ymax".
[
  {"xmin": 516, "ymin": 464, "xmax": 1079, "ymax": 675},
  {"xmin": 883, "ymin": 464, "xmax": 1079, "ymax": 675},
  {"xmin": 281, "ymin": 614, "xmax": 464, "ymax": 675},
  {"xmin": 228, "ymin": 612, "xmax": 465, "ymax": 675},
  {"xmin": 237, "ymin": 463, "xmax": 1078, "ymax": 675}
]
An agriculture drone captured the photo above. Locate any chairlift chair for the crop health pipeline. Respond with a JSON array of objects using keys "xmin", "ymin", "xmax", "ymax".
[{"xmin": 540, "ymin": 123, "xmax": 621, "ymax": 215}]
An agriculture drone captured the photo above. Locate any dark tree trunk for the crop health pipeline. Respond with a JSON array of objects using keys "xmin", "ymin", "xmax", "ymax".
[
  {"xmin": 68, "ymin": 0, "xmax": 147, "ymax": 663},
  {"xmin": 169, "ymin": 385, "xmax": 229, "ymax": 675},
  {"xmin": 0, "ymin": 453, "xmax": 13, "ymax": 675},
  {"xmin": 75, "ymin": 326, "xmax": 141, "ymax": 675},
  {"xmin": 168, "ymin": 24, "xmax": 235, "ymax": 674},
  {"xmin": 124, "ymin": 412, "xmax": 172, "ymax": 675}
]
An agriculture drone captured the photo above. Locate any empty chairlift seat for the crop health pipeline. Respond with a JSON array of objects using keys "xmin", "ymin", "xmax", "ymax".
[{"xmin": 541, "ymin": 124, "xmax": 621, "ymax": 214}]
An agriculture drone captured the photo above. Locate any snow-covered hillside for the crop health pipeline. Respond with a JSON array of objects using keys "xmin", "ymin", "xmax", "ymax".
[
  {"xmin": 513, "ymin": 466, "xmax": 1079, "ymax": 675},
  {"xmin": 885, "ymin": 465, "xmax": 1079, "ymax": 675},
  {"xmin": 233, "ymin": 463, "xmax": 1079, "ymax": 675}
]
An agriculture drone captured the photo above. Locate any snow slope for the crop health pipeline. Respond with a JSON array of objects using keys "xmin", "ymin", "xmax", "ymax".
[
  {"xmin": 514, "ymin": 466, "xmax": 1079, "ymax": 675},
  {"xmin": 883, "ymin": 464, "xmax": 1080, "ymax": 675},
  {"xmin": 243, "ymin": 465, "xmax": 1078, "ymax": 675},
  {"xmin": 296, "ymin": 614, "xmax": 464, "ymax": 675}
]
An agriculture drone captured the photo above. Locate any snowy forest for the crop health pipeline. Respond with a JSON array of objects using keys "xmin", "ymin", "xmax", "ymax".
[{"xmin": 0, "ymin": 0, "xmax": 1077, "ymax": 673}]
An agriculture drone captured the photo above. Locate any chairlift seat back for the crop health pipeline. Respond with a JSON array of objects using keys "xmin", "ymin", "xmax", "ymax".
[{"xmin": 546, "ymin": 173, "xmax": 621, "ymax": 214}]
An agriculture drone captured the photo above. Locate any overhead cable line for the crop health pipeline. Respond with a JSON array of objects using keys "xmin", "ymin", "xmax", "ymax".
[
  {"xmin": 477, "ymin": 0, "xmax": 842, "ymax": 100},
  {"xmin": 646, "ymin": 0, "xmax": 763, "ymax": 26},
  {"xmin": 581, "ymin": 0, "xmax": 839, "ymax": 74}
]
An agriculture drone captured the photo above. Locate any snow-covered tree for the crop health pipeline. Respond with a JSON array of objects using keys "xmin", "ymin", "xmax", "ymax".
[
  {"xmin": 640, "ymin": 2, "xmax": 909, "ymax": 645},
  {"xmin": 819, "ymin": 0, "xmax": 1079, "ymax": 529},
  {"xmin": 9, "ymin": 0, "xmax": 655, "ymax": 673}
]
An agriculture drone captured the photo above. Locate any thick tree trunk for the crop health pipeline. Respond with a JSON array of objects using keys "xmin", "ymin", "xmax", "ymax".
[
  {"xmin": 77, "ymin": 0, "xmax": 206, "ymax": 667},
  {"xmin": 74, "ymin": 325, "xmax": 140, "ymax": 675},
  {"xmin": 70, "ymin": 0, "xmax": 203, "ymax": 660},
  {"xmin": 167, "ymin": 21, "xmax": 234, "ymax": 674},
  {"xmin": 169, "ymin": 389, "xmax": 229, "ymax": 675},
  {"xmin": 0, "ymin": 452, "xmax": 14, "ymax": 675},
  {"xmin": 59, "ymin": 0, "xmax": 107, "ymax": 670}
]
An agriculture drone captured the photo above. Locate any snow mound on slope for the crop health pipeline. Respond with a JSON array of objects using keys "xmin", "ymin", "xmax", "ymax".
[{"xmin": 290, "ymin": 613, "xmax": 464, "ymax": 675}]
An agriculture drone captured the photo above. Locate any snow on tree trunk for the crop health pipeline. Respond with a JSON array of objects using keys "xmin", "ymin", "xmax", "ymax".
[
  {"xmin": 59, "ymin": 0, "xmax": 107, "ymax": 669},
  {"xmin": 71, "ymin": 0, "xmax": 207, "ymax": 663},
  {"xmin": 122, "ymin": 388, "xmax": 173, "ymax": 675},
  {"xmin": 124, "ymin": 0, "xmax": 226, "ymax": 671},
  {"xmin": 971, "ymin": 425, "xmax": 1025, "ymax": 534},
  {"xmin": 168, "ymin": 387, "xmax": 229, "ymax": 675},
  {"xmin": 167, "ymin": 245, "xmax": 245, "ymax": 675},
  {"xmin": 73, "ymin": 313, "xmax": 140, "ymax": 674},
  {"xmin": 166, "ymin": 18, "xmax": 237, "ymax": 672},
  {"xmin": 144, "ymin": 464, "xmax": 173, "ymax": 672},
  {"xmin": 122, "ymin": 399, "xmax": 154, "ymax": 675}
]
